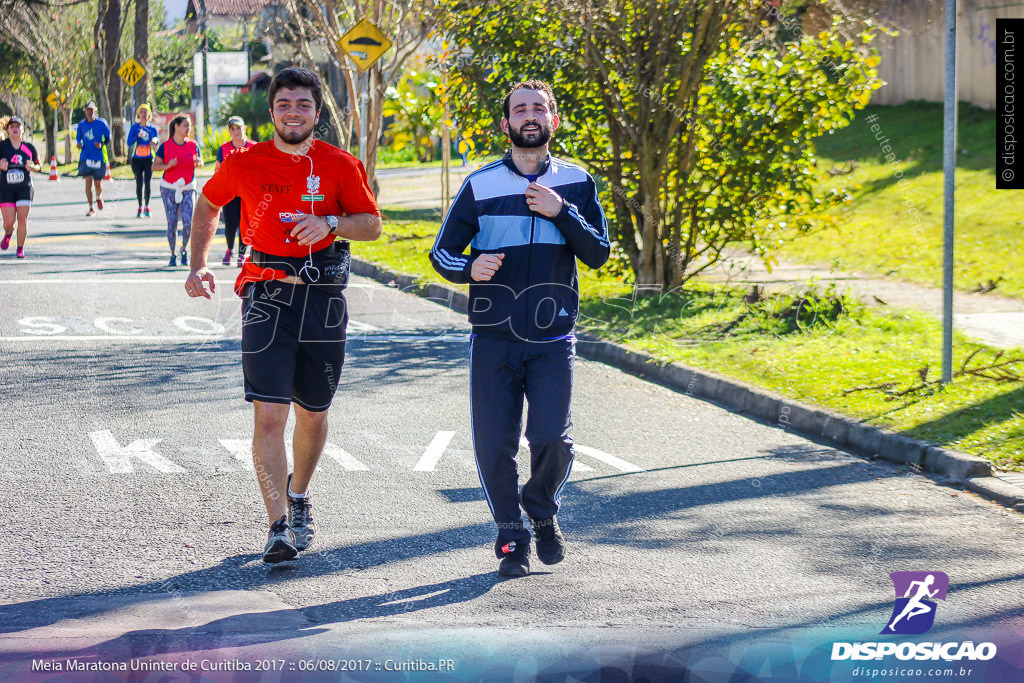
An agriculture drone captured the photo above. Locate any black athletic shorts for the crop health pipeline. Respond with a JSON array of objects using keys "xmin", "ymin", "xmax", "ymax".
[
  {"xmin": 241, "ymin": 279, "xmax": 348, "ymax": 412},
  {"xmin": 0, "ymin": 183, "xmax": 33, "ymax": 206}
]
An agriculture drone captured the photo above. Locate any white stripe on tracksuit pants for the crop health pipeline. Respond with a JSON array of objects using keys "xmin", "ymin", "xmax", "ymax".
[{"xmin": 470, "ymin": 334, "xmax": 576, "ymax": 546}]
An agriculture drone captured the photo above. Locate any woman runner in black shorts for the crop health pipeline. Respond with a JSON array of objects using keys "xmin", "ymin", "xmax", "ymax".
[{"xmin": 0, "ymin": 116, "xmax": 41, "ymax": 258}]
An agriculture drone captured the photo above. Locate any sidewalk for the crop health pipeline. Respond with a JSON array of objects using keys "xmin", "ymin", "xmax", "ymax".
[{"xmin": 700, "ymin": 251, "xmax": 1024, "ymax": 349}]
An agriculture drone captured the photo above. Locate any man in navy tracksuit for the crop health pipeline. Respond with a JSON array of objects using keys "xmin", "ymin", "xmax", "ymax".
[{"xmin": 430, "ymin": 80, "xmax": 610, "ymax": 577}]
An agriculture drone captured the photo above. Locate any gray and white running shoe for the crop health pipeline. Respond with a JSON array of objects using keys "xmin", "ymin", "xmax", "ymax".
[
  {"xmin": 287, "ymin": 474, "xmax": 315, "ymax": 551},
  {"xmin": 263, "ymin": 516, "xmax": 297, "ymax": 564}
]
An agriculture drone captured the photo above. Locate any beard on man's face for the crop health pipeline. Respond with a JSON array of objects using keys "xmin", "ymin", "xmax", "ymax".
[
  {"xmin": 274, "ymin": 119, "xmax": 314, "ymax": 144},
  {"xmin": 509, "ymin": 120, "xmax": 552, "ymax": 148}
]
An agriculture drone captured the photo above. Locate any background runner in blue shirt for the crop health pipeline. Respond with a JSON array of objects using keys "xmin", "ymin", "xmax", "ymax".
[
  {"xmin": 76, "ymin": 101, "xmax": 111, "ymax": 216},
  {"xmin": 127, "ymin": 103, "xmax": 160, "ymax": 218}
]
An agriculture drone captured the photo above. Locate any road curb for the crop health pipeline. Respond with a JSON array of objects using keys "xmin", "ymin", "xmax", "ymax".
[{"xmin": 350, "ymin": 258, "xmax": 1015, "ymax": 511}]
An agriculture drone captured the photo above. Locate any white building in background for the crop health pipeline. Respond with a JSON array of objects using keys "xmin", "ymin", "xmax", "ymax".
[{"xmin": 191, "ymin": 50, "xmax": 249, "ymax": 129}]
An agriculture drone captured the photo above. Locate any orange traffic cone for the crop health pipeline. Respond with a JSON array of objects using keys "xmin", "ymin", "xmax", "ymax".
[
  {"xmin": 48, "ymin": 156, "xmax": 59, "ymax": 182},
  {"xmin": 103, "ymin": 166, "xmax": 112, "ymax": 181}
]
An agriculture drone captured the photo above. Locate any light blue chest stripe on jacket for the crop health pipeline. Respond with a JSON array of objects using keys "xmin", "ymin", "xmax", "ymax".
[{"xmin": 471, "ymin": 215, "xmax": 566, "ymax": 251}]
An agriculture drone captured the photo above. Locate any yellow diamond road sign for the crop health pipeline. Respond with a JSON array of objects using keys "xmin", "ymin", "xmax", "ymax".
[
  {"xmin": 118, "ymin": 58, "xmax": 146, "ymax": 87},
  {"xmin": 338, "ymin": 19, "xmax": 391, "ymax": 72},
  {"xmin": 46, "ymin": 92, "xmax": 60, "ymax": 110}
]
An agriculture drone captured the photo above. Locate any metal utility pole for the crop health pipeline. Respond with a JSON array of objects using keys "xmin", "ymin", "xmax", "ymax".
[
  {"xmin": 941, "ymin": 0, "xmax": 958, "ymax": 384},
  {"xmin": 359, "ymin": 71, "xmax": 368, "ymax": 163},
  {"xmin": 200, "ymin": 0, "xmax": 210, "ymax": 143}
]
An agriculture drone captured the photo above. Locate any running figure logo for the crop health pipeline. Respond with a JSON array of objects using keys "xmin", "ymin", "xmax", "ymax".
[{"xmin": 881, "ymin": 571, "xmax": 949, "ymax": 635}]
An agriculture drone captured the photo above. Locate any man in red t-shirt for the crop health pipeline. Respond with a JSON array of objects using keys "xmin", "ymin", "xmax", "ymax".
[{"xmin": 184, "ymin": 67, "xmax": 382, "ymax": 564}]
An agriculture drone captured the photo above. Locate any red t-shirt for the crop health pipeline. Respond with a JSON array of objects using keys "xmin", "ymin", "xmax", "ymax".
[
  {"xmin": 156, "ymin": 138, "xmax": 202, "ymax": 184},
  {"xmin": 200, "ymin": 139, "xmax": 380, "ymax": 295},
  {"xmin": 217, "ymin": 139, "xmax": 256, "ymax": 163}
]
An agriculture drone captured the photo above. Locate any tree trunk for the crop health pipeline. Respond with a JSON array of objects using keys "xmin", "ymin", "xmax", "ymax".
[
  {"xmin": 94, "ymin": 0, "xmax": 114, "ymax": 157},
  {"xmin": 363, "ymin": 64, "xmax": 382, "ymax": 196},
  {"xmin": 37, "ymin": 75, "xmax": 55, "ymax": 162},
  {"xmin": 103, "ymin": 0, "xmax": 124, "ymax": 156},
  {"xmin": 637, "ymin": 193, "xmax": 664, "ymax": 288},
  {"xmin": 133, "ymin": 0, "xmax": 150, "ymax": 110},
  {"xmin": 63, "ymin": 107, "xmax": 72, "ymax": 163}
]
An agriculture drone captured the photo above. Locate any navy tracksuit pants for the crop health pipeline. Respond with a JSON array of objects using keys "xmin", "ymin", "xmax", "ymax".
[{"xmin": 470, "ymin": 334, "xmax": 576, "ymax": 545}]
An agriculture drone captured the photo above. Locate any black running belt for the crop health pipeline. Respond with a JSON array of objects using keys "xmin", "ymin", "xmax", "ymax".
[{"xmin": 249, "ymin": 241, "xmax": 350, "ymax": 286}]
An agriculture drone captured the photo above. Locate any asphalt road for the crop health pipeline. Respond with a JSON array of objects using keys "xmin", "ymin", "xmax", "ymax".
[{"xmin": 0, "ymin": 179, "xmax": 1022, "ymax": 681}]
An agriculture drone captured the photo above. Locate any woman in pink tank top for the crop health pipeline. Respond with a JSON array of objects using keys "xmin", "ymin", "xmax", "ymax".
[{"xmin": 153, "ymin": 115, "xmax": 204, "ymax": 267}]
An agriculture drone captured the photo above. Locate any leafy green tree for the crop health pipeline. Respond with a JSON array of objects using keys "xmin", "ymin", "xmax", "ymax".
[
  {"xmin": 151, "ymin": 19, "xmax": 201, "ymax": 112},
  {"xmin": 437, "ymin": 0, "xmax": 882, "ymax": 288},
  {"xmin": 0, "ymin": 0, "xmax": 96, "ymax": 160},
  {"xmin": 382, "ymin": 62, "xmax": 443, "ymax": 163},
  {"xmin": 262, "ymin": 0, "xmax": 438, "ymax": 193},
  {"xmin": 216, "ymin": 90, "xmax": 273, "ymax": 139}
]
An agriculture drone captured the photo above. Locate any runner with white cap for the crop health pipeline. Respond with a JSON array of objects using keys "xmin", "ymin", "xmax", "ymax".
[{"xmin": 75, "ymin": 101, "xmax": 111, "ymax": 217}]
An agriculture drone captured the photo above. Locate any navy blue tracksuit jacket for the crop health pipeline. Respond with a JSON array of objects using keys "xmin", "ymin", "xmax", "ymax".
[{"xmin": 430, "ymin": 152, "xmax": 610, "ymax": 547}]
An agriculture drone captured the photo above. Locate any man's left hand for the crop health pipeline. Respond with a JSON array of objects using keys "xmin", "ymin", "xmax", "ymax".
[
  {"xmin": 525, "ymin": 182, "xmax": 563, "ymax": 217},
  {"xmin": 290, "ymin": 213, "xmax": 331, "ymax": 246}
]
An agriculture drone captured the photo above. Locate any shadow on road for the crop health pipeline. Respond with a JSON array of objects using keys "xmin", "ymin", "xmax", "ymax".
[{"xmin": 5, "ymin": 446, "xmax": 1021, "ymax": 645}]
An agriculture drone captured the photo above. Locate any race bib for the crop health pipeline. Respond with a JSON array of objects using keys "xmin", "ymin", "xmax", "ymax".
[
  {"xmin": 85, "ymin": 158, "xmax": 101, "ymax": 169},
  {"xmin": 136, "ymin": 144, "xmax": 151, "ymax": 157},
  {"xmin": 5, "ymin": 169, "xmax": 25, "ymax": 184}
]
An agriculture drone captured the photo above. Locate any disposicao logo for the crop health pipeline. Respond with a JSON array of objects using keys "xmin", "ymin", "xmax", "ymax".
[
  {"xmin": 831, "ymin": 571, "xmax": 997, "ymax": 663},
  {"xmin": 881, "ymin": 571, "xmax": 949, "ymax": 635}
]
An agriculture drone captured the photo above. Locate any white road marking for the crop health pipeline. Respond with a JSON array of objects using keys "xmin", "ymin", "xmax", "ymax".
[
  {"xmin": 519, "ymin": 436, "xmax": 595, "ymax": 472},
  {"xmin": 1, "ymin": 336, "xmax": 233, "ymax": 342},
  {"xmin": 322, "ymin": 443, "xmax": 370, "ymax": 471},
  {"xmin": 574, "ymin": 444, "xmax": 645, "ymax": 473},
  {"xmin": 219, "ymin": 439, "xmax": 368, "ymax": 472},
  {"xmin": 89, "ymin": 430, "xmax": 186, "ymax": 474},
  {"xmin": 219, "ymin": 439, "xmax": 253, "ymax": 471},
  {"xmin": 414, "ymin": 431, "xmax": 457, "ymax": 471},
  {"xmin": 0, "ymin": 319, "xmax": 452, "ymax": 343},
  {"xmin": 173, "ymin": 316, "xmax": 226, "ymax": 335},
  {"xmin": 17, "ymin": 316, "xmax": 65, "ymax": 335},
  {"xmin": 94, "ymin": 317, "xmax": 142, "ymax": 335},
  {"xmin": 0, "ymin": 333, "xmax": 468, "ymax": 343}
]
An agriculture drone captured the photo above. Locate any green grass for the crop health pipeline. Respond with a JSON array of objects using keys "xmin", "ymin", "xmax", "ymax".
[
  {"xmin": 789, "ymin": 101, "xmax": 1024, "ymax": 298},
  {"xmin": 358, "ymin": 212, "xmax": 1024, "ymax": 471}
]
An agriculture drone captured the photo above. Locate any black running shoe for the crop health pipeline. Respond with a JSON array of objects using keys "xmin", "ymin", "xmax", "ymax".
[
  {"xmin": 287, "ymin": 474, "xmax": 315, "ymax": 551},
  {"xmin": 168, "ymin": 253, "xmax": 176, "ymax": 267},
  {"xmin": 496, "ymin": 537, "xmax": 530, "ymax": 577},
  {"xmin": 530, "ymin": 516, "xmax": 566, "ymax": 565},
  {"xmin": 263, "ymin": 516, "xmax": 297, "ymax": 564},
  {"xmin": 180, "ymin": 248, "xmax": 188, "ymax": 266}
]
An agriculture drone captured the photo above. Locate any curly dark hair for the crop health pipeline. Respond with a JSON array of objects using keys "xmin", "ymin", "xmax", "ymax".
[{"xmin": 502, "ymin": 80, "xmax": 558, "ymax": 119}]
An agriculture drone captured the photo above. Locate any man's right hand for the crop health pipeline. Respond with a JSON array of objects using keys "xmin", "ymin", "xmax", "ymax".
[
  {"xmin": 471, "ymin": 253, "xmax": 504, "ymax": 281},
  {"xmin": 185, "ymin": 267, "xmax": 216, "ymax": 299}
]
